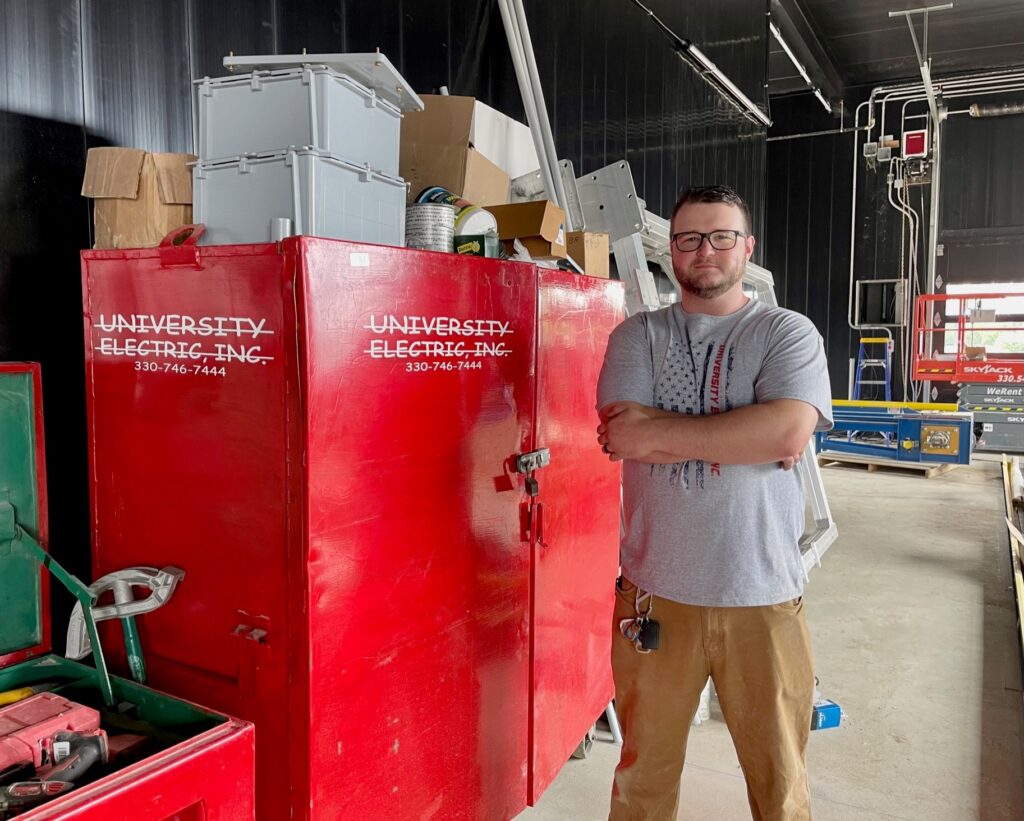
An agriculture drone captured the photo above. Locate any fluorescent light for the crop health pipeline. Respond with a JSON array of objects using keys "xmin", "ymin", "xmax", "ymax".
[
  {"xmin": 770, "ymin": 18, "xmax": 832, "ymax": 114},
  {"xmin": 628, "ymin": 0, "xmax": 771, "ymax": 127},
  {"xmin": 770, "ymin": 22, "xmax": 812, "ymax": 86},
  {"xmin": 687, "ymin": 44, "xmax": 772, "ymax": 127}
]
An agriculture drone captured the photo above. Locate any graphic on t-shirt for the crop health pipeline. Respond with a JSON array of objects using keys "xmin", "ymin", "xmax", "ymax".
[{"xmin": 653, "ymin": 338, "xmax": 734, "ymax": 490}]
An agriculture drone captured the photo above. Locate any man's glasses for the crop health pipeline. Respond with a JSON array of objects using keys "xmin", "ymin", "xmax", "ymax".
[{"xmin": 671, "ymin": 230, "xmax": 748, "ymax": 253}]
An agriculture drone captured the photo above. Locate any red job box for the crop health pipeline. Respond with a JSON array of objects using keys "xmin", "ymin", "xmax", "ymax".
[{"xmin": 80, "ymin": 239, "xmax": 623, "ymax": 820}]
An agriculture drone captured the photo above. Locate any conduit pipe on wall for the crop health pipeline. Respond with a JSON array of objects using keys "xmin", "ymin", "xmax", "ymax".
[
  {"xmin": 866, "ymin": 68, "xmax": 1024, "ymax": 141},
  {"xmin": 898, "ymin": 85, "xmax": 1024, "ymax": 136},
  {"xmin": 851, "ymin": 72, "xmax": 1024, "ymax": 398},
  {"xmin": 847, "ymin": 101, "xmax": 893, "ymax": 350},
  {"xmin": 876, "ymin": 71, "xmax": 1024, "ymax": 138},
  {"xmin": 844, "ymin": 68, "xmax": 1024, "ymax": 399},
  {"xmin": 886, "ymin": 159, "xmax": 922, "ymax": 401},
  {"xmin": 897, "ymin": 162, "xmax": 924, "ymax": 401},
  {"xmin": 895, "ymin": 83, "xmax": 1024, "ymax": 303}
]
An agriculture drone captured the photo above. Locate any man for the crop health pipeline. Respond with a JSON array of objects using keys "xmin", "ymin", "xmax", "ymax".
[{"xmin": 596, "ymin": 184, "xmax": 832, "ymax": 821}]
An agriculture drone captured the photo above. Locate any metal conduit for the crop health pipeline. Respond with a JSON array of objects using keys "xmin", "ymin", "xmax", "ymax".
[
  {"xmin": 888, "ymin": 159, "xmax": 922, "ymax": 401},
  {"xmin": 900, "ymin": 166, "xmax": 925, "ymax": 402},
  {"xmin": 847, "ymin": 101, "xmax": 892, "ymax": 354},
  {"xmin": 898, "ymin": 84, "xmax": 1024, "ymax": 133},
  {"xmin": 877, "ymin": 73, "xmax": 1024, "ymax": 137},
  {"xmin": 871, "ymin": 69, "xmax": 1024, "ymax": 139},
  {"xmin": 895, "ymin": 84, "xmax": 1024, "ymax": 311},
  {"xmin": 848, "ymin": 70, "xmax": 1024, "ymax": 399}
]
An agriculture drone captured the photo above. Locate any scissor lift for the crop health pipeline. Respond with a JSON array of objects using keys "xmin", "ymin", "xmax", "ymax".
[{"xmin": 914, "ymin": 292, "xmax": 1024, "ymax": 384}]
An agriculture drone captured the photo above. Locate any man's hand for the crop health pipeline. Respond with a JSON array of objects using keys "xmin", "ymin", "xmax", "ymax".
[{"xmin": 597, "ymin": 401, "xmax": 665, "ymax": 461}]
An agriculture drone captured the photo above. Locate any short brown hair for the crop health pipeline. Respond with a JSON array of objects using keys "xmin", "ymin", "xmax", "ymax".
[{"xmin": 671, "ymin": 185, "xmax": 752, "ymax": 234}]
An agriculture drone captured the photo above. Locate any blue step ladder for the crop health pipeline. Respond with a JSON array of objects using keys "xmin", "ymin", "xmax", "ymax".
[{"xmin": 854, "ymin": 337, "xmax": 892, "ymax": 401}]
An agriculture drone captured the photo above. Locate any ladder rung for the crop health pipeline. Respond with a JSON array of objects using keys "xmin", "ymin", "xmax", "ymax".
[
  {"xmin": 860, "ymin": 337, "xmax": 889, "ymax": 343},
  {"xmin": 858, "ymin": 380, "xmax": 887, "ymax": 385},
  {"xmin": 859, "ymin": 359, "xmax": 887, "ymax": 366}
]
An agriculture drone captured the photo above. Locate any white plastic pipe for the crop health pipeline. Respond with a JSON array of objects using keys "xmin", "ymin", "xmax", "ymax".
[
  {"xmin": 509, "ymin": 0, "xmax": 572, "ymax": 223},
  {"xmin": 495, "ymin": 0, "xmax": 558, "ymax": 205}
]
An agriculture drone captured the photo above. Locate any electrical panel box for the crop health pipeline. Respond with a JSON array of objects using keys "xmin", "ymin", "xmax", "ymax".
[
  {"xmin": 855, "ymin": 279, "xmax": 905, "ymax": 327},
  {"xmin": 903, "ymin": 129, "xmax": 928, "ymax": 159}
]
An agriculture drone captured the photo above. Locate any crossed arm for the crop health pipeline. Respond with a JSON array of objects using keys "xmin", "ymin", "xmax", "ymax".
[{"xmin": 596, "ymin": 399, "xmax": 820, "ymax": 468}]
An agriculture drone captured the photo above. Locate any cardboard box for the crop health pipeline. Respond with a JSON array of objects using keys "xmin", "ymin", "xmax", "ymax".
[
  {"xmin": 965, "ymin": 345, "xmax": 987, "ymax": 361},
  {"xmin": 567, "ymin": 231, "xmax": 610, "ymax": 278},
  {"xmin": 400, "ymin": 95, "xmax": 512, "ymax": 207},
  {"xmin": 488, "ymin": 200, "xmax": 566, "ymax": 260},
  {"xmin": 82, "ymin": 147, "xmax": 196, "ymax": 249}
]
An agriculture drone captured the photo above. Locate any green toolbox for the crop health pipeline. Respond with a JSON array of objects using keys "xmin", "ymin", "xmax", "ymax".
[{"xmin": 0, "ymin": 363, "xmax": 255, "ymax": 819}]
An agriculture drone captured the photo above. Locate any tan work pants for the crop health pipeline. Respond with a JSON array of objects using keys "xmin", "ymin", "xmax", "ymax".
[{"xmin": 609, "ymin": 579, "xmax": 814, "ymax": 821}]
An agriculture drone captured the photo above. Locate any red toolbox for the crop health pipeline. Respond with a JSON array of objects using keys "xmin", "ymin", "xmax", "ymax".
[
  {"xmin": 0, "ymin": 362, "xmax": 255, "ymax": 820},
  {"xmin": 80, "ymin": 238, "xmax": 622, "ymax": 819}
]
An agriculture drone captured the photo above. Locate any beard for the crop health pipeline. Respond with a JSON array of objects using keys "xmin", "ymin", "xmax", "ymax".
[{"xmin": 673, "ymin": 257, "xmax": 745, "ymax": 300}]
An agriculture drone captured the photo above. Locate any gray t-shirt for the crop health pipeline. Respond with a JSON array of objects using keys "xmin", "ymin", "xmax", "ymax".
[{"xmin": 596, "ymin": 299, "xmax": 833, "ymax": 607}]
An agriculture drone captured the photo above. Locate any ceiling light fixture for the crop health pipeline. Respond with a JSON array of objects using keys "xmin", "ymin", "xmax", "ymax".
[
  {"xmin": 629, "ymin": 0, "xmax": 772, "ymax": 127},
  {"xmin": 769, "ymin": 19, "xmax": 832, "ymax": 114}
]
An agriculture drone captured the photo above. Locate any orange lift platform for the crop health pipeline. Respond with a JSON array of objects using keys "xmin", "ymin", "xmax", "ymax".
[{"xmin": 913, "ymin": 292, "xmax": 1024, "ymax": 384}]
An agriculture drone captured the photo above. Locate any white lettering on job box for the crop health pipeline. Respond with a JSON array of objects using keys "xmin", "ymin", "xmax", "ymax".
[
  {"xmin": 364, "ymin": 315, "xmax": 514, "ymax": 366},
  {"xmin": 95, "ymin": 313, "xmax": 276, "ymax": 376}
]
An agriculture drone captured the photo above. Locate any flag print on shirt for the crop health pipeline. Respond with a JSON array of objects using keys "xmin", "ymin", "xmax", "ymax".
[{"xmin": 653, "ymin": 338, "xmax": 735, "ymax": 490}]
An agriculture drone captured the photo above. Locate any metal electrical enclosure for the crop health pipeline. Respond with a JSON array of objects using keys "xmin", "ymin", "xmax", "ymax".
[
  {"xmin": 902, "ymin": 129, "xmax": 928, "ymax": 159},
  {"xmin": 80, "ymin": 239, "xmax": 622, "ymax": 820}
]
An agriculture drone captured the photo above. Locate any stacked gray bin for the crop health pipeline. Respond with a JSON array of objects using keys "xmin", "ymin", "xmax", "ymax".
[{"xmin": 192, "ymin": 53, "xmax": 423, "ymax": 246}]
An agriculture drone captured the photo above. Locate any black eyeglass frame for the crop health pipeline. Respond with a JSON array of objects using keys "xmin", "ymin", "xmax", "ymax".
[{"xmin": 670, "ymin": 230, "xmax": 750, "ymax": 253}]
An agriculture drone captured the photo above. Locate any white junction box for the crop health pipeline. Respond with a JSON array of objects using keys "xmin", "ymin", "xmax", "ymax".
[
  {"xmin": 194, "ymin": 66, "xmax": 406, "ymax": 175},
  {"xmin": 193, "ymin": 148, "xmax": 407, "ymax": 246}
]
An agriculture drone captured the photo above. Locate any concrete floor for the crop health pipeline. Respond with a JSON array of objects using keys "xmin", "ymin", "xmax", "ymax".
[{"xmin": 519, "ymin": 459, "xmax": 1024, "ymax": 821}]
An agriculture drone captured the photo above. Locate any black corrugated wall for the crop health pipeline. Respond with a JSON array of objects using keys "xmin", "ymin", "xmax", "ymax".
[
  {"xmin": 763, "ymin": 96, "xmax": 856, "ymax": 398},
  {"xmin": 0, "ymin": 0, "xmax": 769, "ymax": 636}
]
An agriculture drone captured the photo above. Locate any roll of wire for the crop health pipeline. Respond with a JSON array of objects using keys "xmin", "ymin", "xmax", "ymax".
[
  {"xmin": 969, "ymin": 102, "xmax": 1024, "ymax": 118},
  {"xmin": 405, "ymin": 202, "xmax": 456, "ymax": 252},
  {"xmin": 415, "ymin": 187, "xmax": 498, "ymax": 239}
]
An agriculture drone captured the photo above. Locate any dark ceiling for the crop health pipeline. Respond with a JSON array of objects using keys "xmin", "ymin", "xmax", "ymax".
[{"xmin": 769, "ymin": 0, "xmax": 1024, "ymax": 101}]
